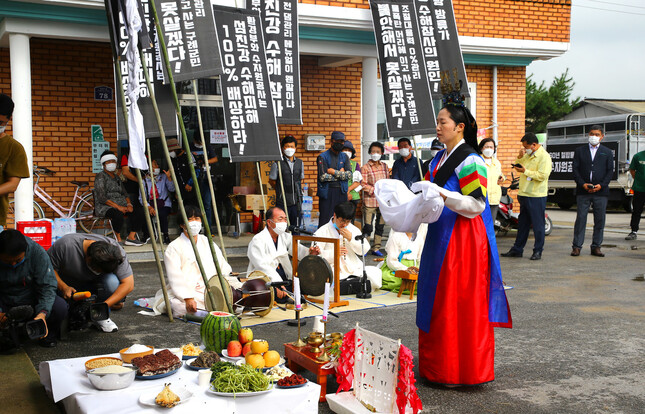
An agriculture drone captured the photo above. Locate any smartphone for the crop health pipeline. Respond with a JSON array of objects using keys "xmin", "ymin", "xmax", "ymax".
[{"xmin": 511, "ymin": 163, "xmax": 522, "ymax": 168}]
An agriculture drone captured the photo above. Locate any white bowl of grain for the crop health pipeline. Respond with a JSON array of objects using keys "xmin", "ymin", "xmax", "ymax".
[{"xmin": 87, "ymin": 365, "xmax": 136, "ymax": 390}]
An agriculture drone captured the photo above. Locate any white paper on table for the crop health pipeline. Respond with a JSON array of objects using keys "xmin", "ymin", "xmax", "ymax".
[
  {"xmin": 375, "ymin": 179, "xmax": 445, "ymax": 233},
  {"xmin": 322, "ymin": 282, "xmax": 330, "ymax": 321}
]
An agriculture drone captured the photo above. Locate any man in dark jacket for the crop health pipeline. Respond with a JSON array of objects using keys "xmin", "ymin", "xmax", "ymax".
[
  {"xmin": 317, "ymin": 131, "xmax": 351, "ymax": 226},
  {"xmin": 571, "ymin": 125, "xmax": 614, "ymax": 257},
  {"xmin": 0, "ymin": 229, "xmax": 67, "ymax": 347},
  {"xmin": 269, "ymin": 135, "xmax": 304, "ymax": 227}
]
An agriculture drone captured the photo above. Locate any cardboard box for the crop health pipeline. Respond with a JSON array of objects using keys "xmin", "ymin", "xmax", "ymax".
[
  {"xmin": 237, "ymin": 194, "xmax": 269, "ymax": 211},
  {"xmin": 233, "ymin": 186, "xmax": 256, "ymax": 195}
]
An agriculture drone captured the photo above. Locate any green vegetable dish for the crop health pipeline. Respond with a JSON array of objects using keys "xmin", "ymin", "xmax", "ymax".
[{"xmin": 211, "ymin": 364, "xmax": 270, "ymax": 393}]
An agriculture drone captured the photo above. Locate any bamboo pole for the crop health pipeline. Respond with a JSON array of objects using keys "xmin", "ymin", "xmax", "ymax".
[
  {"xmin": 146, "ymin": 139, "xmax": 165, "ymax": 256},
  {"xmin": 191, "ymin": 79, "xmax": 227, "ymax": 260},
  {"xmin": 148, "ymin": 0, "xmax": 233, "ymax": 313},
  {"xmin": 411, "ymin": 135, "xmax": 424, "ymax": 180},
  {"xmin": 276, "ymin": 160, "xmax": 291, "ymax": 226},
  {"xmin": 256, "ymin": 162, "xmax": 269, "ymax": 214},
  {"xmin": 103, "ymin": 7, "xmax": 173, "ymax": 322}
]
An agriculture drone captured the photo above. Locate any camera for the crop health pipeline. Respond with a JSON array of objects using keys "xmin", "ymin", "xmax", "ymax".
[
  {"xmin": 66, "ymin": 292, "xmax": 110, "ymax": 331},
  {"xmin": 0, "ymin": 305, "xmax": 48, "ymax": 353}
]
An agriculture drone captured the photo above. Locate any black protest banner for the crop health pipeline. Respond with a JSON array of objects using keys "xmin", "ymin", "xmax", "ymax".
[
  {"xmin": 153, "ymin": 0, "xmax": 223, "ymax": 83},
  {"xmin": 113, "ymin": 0, "xmax": 178, "ymax": 139},
  {"xmin": 370, "ymin": 0, "xmax": 436, "ymax": 137},
  {"xmin": 414, "ymin": 0, "xmax": 469, "ymax": 98},
  {"xmin": 247, "ymin": 0, "xmax": 302, "ymax": 124},
  {"xmin": 212, "ymin": 5, "xmax": 281, "ymax": 162},
  {"xmin": 548, "ymin": 142, "xmax": 618, "ymax": 181}
]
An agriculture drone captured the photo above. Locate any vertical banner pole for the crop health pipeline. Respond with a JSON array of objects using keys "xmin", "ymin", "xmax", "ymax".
[
  {"xmin": 103, "ymin": 6, "xmax": 173, "ymax": 322},
  {"xmin": 191, "ymin": 79, "xmax": 228, "ymax": 260},
  {"xmin": 276, "ymin": 160, "xmax": 291, "ymax": 227},
  {"xmin": 146, "ymin": 139, "xmax": 165, "ymax": 255},
  {"xmin": 149, "ymin": 0, "xmax": 233, "ymax": 313},
  {"xmin": 411, "ymin": 135, "xmax": 424, "ymax": 180},
  {"xmin": 256, "ymin": 162, "xmax": 269, "ymax": 213}
]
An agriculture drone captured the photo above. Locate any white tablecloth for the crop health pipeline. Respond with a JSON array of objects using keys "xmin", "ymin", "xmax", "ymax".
[{"xmin": 40, "ymin": 353, "xmax": 320, "ymax": 414}]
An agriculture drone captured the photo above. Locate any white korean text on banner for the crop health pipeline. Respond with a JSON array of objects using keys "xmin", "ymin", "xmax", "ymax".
[
  {"xmin": 414, "ymin": 0, "xmax": 469, "ymax": 98},
  {"xmin": 211, "ymin": 5, "xmax": 282, "ymax": 162},
  {"xmin": 153, "ymin": 0, "xmax": 223, "ymax": 83},
  {"xmin": 247, "ymin": 0, "xmax": 302, "ymax": 124},
  {"xmin": 369, "ymin": 0, "xmax": 436, "ymax": 137},
  {"xmin": 107, "ymin": 0, "xmax": 178, "ymax": 141}
]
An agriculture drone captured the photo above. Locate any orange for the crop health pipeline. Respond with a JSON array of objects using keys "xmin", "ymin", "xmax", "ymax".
[
  {"xmin": 263, "ymin": 350, "xmax": 281, "ymax": 367},
  {"xmin": 245, "ymin": 353, "xmax": 265, "ymax": 369},
  {"xmin": 250, "ymin": 339, "xmax": 269, "ymax": 354}
]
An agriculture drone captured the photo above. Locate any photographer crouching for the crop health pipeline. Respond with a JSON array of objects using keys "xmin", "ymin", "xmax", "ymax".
[
  {"xmin": 0, "ymin": 229, "xmax": 67, "ymax": 349},
  {"xmin": 48, "ymin": 234, "xmax": 134, "ymax": 333}
]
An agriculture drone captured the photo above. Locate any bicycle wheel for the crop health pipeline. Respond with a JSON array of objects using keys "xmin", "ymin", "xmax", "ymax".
[
  {"xmin": 75, "ymin": 193, "xmax": 114, "ymax": 236},
  {"xmin": 7, "ymin": 199, "xmax": 45, "ymax": 227}
]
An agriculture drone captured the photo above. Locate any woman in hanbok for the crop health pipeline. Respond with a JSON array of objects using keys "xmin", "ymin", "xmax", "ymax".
[{"xmin": 417, "ymin": 100, "xmax": 512, "ymax": 386}]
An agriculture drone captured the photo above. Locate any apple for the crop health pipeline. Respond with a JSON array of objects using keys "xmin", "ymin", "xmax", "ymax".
[
  {"xmin": 227, "ymin": 340, "xmax": 242, "ymax": 357},
  {"xmin": 238, "ymin": 327, "xmax": 254, "ymax": 345},
  {"xmin": 242, "ymin": 342, "xmax": 253, "ymax": 357}
]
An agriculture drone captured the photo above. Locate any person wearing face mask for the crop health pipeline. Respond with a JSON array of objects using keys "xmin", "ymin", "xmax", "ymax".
[
  {"xmin": 0, "ymin": 229, "xmax": 66, "ymax": 348},
  {"xmin": 571, "ymin": 125, "xmax": 613, "ymax": 257},
  {"xmin": 502, "ymin": 133, "xmax": 552, "ymax": 260},
  {"xmin": 313, "ymin": 202, "xmax": 382, "ymax": 291},
  {"xmin": 152, "ymin": 205, "xmax": 233, "ymax": 317},
  {"xmin": 93, "ymin": 150, "xmax": 145, "ymax": 246},
  {"xmin": 392, "ymin": 137, "xmax": 421, "ymax": 189},
  {"xmin": 247, "ymin": 207, "xmax": 320, "ymax": 303},
  {"xmin": 140, "ymin": 159, "xmax": 175, "ymax": 244},
  {"xmin": 166, "ymin": 138, "xmax": 198, "ymax": 205},
  {"xmin": 0, "ymin": 94, "xmax": 30, "ymax": 228},
  {"xmin": 421, "ymin": 139, "xmax": 445, "ymax": 178},
  {"xmin": 49, "ymin": 233, "xmax": 133, "ymax": 332},
  {"xmin": 342, "ymin": 141, "xmax": 362, "ymax": 218},
  {"xmin": 360, "ymin": 142, "xmax": 389, "ymax": 256},
  {"xmin": 317, "ymin": 131, "xmax": 352, "ymax": 227},
  {"xmin": 478, "ymin": 138, "xmax": 505, "ymax": 222},
  {"xmin": 269, "ymin": 135, "xmax": 304, "ymax": 227}
]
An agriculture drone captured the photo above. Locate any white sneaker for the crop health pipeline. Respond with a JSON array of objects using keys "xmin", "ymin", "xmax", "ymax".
[{"xmin": 94, "ymin": 317, "xmax": 118, "ymax": 333}]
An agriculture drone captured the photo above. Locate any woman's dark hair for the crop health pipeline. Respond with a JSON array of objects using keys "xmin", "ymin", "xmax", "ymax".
[
  {"xmin": 521, "ymin": 132, "xmax": 539, "ymax": 145},
  {"xmin": 281, "ymin": 135, "xmax": 297, "ymax": 148},
  {"xmin": 442, "ymin": 105, "xmax": 480, "ymax": 153},
  {"xmin": 0, "ymin": 229, "xmax": 28, "ymax": 257},
  {"xmin": 86, "ymin": 241, "xmax": 124, "ymax": 274},
  {"xmin": 334, "ymin": 201, "xmax": 356, "ymax": 220},
  {"xmin": 184, "ymin": 205, "xmax": 201, "ymax": 220},
  {"xmin": 478, "ymin": 137, "xmax": 496, "ymax": 152},
  {"xmin": 368, "ymin": 142, "xmax": 385, "ymax": 154}
]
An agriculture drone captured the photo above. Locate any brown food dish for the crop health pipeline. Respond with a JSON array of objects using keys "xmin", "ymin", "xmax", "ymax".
[
  {"xmin": 155, "ymin": 383, "xmax": 180, "ymax": 408},
  {"xmin": 132, "ymin": 349, "xmax": 181, "ymax": 376},
  {"xmin": 84, "ymin": 357, "xmax": 124, "ymax": 371},
  {"xmin": 190, "ymin": 351, "xmax": 221, "ymax": 368}
]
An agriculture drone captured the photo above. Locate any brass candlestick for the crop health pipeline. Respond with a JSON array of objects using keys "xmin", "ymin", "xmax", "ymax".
[
  {"xmin": 293, "ymin": 309, "xmax": 306, "ymax": 347},
  {"xmin": 317, "ymin": 319, "xmax": 330, "ymax": 362}
]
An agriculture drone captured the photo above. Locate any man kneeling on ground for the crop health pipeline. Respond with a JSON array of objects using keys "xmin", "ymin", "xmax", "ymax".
[
  {"xmin": 0, "ymin": 229, "xmax": 67, "ymax": 347},
  {"xmin": 48, "ymin": 233, "xmax": 133, "ymax": 332}
]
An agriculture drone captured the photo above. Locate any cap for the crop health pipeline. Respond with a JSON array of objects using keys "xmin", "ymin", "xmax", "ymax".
[
  {"xmin": 331, "ymin": 131, "xmax": 345, "ymax": 141},
  {"xmin": 431, "ymin": 139, "xmax": 444, "ymax": 150}
]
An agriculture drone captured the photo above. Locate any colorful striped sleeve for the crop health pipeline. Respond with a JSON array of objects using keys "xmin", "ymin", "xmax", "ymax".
[{"xmin": 457, "ymin": 155, "xmax": 488, "ymax": 200}]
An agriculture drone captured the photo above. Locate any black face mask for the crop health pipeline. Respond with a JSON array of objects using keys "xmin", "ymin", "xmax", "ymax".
[{"xmin": 331, "ymin": 142, "xmax": 344, "ymax": 152}]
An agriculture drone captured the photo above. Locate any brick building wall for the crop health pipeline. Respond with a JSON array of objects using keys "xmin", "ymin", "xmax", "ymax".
[{"xmin": 301, "ymin": 0, "xmax": 571, "ymax": 42}]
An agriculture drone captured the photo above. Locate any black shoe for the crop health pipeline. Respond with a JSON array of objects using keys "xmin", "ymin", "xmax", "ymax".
[
  {"xmin": 38, "ymin": 336, "xmax": 57, "ymax": 348},
  {"xmin": 530, "ymin": 252, "xmax": 542, "ymax": 260},
  {"xmin": 163, "ymin": 234, "xmax": 171, "ymax": 244},
  {"xmin": 501, "ymin": 250, "xmax": 522, "ymax": 258}
]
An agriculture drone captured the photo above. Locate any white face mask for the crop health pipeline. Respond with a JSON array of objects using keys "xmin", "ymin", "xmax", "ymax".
[
  {"xmin": 589, "ymin": 135, "xmax": 600, "ymax": 146},
  {"xmin": 153, "ymin": 168, "xmax": 160, "ymax": 176},
  {"xmin": 482, "ymin": 148, "xmax": 495, "ymax": 158},
  {"xmin": 525, "ymin": 148, "xmax": 533, "ymax": 156},
  {"xmin": 187, "ymin": 221, "xmax": 202, "ymax": 236},
  {"xmin": 370, "ymin": 153, "xmax": 382, "ymax": 162},
  {"xmin": 272, "ymin": 221, "xmax": 287, "ymax": 235},
  {"xmin": 169, "ymin": 151, "xmax": 177, "ymax": 159},
  {"xmin": 343, "ymin": 151, "xmax": 353, "ymax": 160},
  {"xmin": 399, "ymin": 148, "xmax": 410, "ymax": 158},
  {"xmin": 0, "ymin": 125, "xmax": 6, "ymax": 134},
  {"xmin": 105, "ymin": 162, "xmax": 117, "ymax": 172},
  {"xmin": 283, "ymin": 148, "xmax": 296, "ymax": 157}
]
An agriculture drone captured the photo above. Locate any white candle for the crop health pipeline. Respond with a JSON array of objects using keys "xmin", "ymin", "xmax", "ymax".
[
  {"xmin": 322, "ymin": 282, "xmax": 330, "ymax": 321},
  {"xmin": 294, "ymin": 277, "xmax": 302, "ymax": 311}
]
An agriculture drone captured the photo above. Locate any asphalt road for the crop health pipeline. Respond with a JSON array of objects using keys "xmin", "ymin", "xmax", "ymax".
[{"xmin": 22, "ymin": 208, "xmax": 645, "ymax": 413}]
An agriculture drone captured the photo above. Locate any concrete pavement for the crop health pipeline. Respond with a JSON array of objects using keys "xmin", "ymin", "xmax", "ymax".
[{"xmin": 16, "ymin": 209, "xmax": 645, "ymax": 413}]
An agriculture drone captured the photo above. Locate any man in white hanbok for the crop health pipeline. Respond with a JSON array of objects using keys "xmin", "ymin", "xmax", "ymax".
[
  {"xmin": 247, "ymin": 207, "xmax": 320, "ymax": 303},
  {"xmin": 313, "ymin": 202, "xmax": 382, "ymax": 291},
  {"xmin": 153, "ymin": 205, "xmax": 236, "ymax": 317}
]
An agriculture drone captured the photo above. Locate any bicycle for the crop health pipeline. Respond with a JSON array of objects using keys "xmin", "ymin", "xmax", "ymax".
[{"xmin": 8, "ymin": 165, "xmax": 110, "ymax": 235}]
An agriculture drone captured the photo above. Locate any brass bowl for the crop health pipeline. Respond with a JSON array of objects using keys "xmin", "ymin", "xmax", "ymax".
[
  {"xmin": 329, "ymin": 332, "xmax": 343, "ymax": 340},
  {"xmin": 307, "ymin": 336, "xmax": 324, "ymax": 347}
]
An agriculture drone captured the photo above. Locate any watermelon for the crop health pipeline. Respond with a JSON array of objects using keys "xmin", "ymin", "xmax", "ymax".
[{"xmin": 200, "ymin": 311, "xmax": 241, "ymax": 353}]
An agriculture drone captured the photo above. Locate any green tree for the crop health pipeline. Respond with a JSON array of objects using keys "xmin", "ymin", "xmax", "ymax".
[{"xmin": 525, "ymin": 69, "xmax": 580, "ymax": 133}]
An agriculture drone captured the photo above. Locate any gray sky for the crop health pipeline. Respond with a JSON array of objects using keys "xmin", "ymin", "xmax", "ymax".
[{"xmin": 527, "ymin": 0, "xmax": 645, "ymax": 101}]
